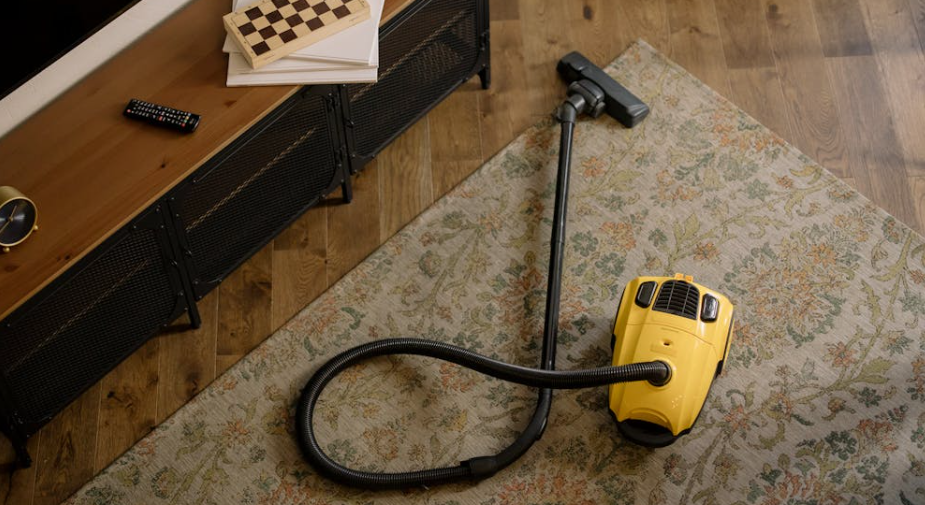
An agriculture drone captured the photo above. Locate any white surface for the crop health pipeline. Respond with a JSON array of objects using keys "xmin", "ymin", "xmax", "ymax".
[
  {"xmin": 226, "ymin": 64, "xmax": 377, "ymax": 85},
  {"xmin": 0, "ymin": 0, "xmax": 196, "ymax": 140},
  {"xmin": 232, "ymin": 37, "xmax": 378, "ymax": 74},
  {"xmin": 223, "ymin": 0, "xmax": 382, "ymax": 64},
  {"xmin": 230, "ymin": 56, "xmax": 370, "ymax": 73}
]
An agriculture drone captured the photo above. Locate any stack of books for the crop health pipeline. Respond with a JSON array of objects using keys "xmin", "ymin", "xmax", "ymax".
[{"xmin": 222, "ymin": 0, "xmax": 382, "ymax": 86}]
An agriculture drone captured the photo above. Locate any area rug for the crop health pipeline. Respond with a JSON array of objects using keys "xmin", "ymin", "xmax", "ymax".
[{"xmin": 67, "ymin": 40, "xmax": 925, "ymax": 505}]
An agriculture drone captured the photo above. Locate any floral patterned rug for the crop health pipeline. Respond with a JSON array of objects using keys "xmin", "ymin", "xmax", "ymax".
[{"xmin": 67, "ymin": 40, "xmax": 925, "ymax": 505}]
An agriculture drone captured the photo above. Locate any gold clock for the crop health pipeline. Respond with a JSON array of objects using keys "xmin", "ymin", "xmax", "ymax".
[{"xmin": 0, "ymin": 186, "xmax": 38, "ymax": 253}]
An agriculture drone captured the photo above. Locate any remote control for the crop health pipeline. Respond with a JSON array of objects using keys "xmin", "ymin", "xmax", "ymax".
[{"xmin": 123, "ymin": 99, "xmax": 200, "ymax": 133}]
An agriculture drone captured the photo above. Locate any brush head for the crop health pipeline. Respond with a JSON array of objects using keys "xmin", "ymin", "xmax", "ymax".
[
  {"xmin": 608, "ymin": 274, "xmax": 734, "ymax": 447},
  {"xmin": 557, "ymin": 51, "xmax": 650, "ymax": 128}
]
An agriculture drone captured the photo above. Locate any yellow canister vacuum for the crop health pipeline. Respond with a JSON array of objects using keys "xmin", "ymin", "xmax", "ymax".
[{"xmin": 296, "ymin": 52, "xmax": 735, "ymax": 488}]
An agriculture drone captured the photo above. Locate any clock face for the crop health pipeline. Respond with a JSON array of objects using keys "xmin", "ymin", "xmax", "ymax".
[{"xmin": 0, "ymin": 196, "xmax": 37, "ymax": 247}]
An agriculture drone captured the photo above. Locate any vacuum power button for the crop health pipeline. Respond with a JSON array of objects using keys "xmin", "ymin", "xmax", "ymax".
[
  {"xmin": 635, "ymin": 281, "xmax": 657, "ymax": 308},
  {"xmin": 701, "ymin": 295, "xmax": 719, "ymax": 322}
]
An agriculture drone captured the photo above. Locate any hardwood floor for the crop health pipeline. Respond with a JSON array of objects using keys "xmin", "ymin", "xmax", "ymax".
[{"xmin": 4, "ymin": 0, "xmax": 925, "ymax": 503}]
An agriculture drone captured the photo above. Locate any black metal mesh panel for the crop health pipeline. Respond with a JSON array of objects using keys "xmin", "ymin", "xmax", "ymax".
[
  {"xmin": 347, "ymin": 0, "xmax": 479, "ymax": 158},
  {"xmin": 0, "ymin": 228, "xmax": 176, "ymax": 424},
  {"xmin": 179, "ymin": 92, "xmax": 336, "ymax": 284}
]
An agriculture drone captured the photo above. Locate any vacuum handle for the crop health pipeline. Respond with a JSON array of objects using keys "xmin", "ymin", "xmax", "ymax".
[{"xmin": 557, "ymin": 51, "xmax": 650, "ymax": 128}]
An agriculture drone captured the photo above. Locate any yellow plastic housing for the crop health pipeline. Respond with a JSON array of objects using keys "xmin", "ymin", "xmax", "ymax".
[{"xmin": 608, "ymin": 274, "xmax": 734, "ymax": 436}]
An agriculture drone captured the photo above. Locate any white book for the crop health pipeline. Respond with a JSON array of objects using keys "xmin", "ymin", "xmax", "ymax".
[
  {"xmin": 226, "ymin": 65, "xmax": 378, "ymax": 86},
  {"xmin": 223, "ymin": 0, "xmax": 382, "ymax": 65},
  {"xmin": 233, "ymin": 38, "xmax": 378, "ymax": 74}
]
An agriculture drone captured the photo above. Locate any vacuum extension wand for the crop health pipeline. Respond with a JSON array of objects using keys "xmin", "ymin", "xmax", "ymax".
[{"xmin": 296, "ymin": 52, "xmax": 654, "ymax": 490}]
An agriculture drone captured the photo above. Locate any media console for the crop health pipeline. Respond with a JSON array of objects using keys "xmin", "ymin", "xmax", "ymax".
[{"xmin": 0, "ymin": 0, "xmax": 489, "ymax": 466}]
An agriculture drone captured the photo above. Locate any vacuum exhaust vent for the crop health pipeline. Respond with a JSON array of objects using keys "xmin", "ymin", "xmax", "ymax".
[{"xmin": 652, "ymin": 280, "xmax": 699, "ymax": 320}]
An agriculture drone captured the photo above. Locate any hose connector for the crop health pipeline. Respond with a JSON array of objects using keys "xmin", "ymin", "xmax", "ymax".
[{"xmin": 647, "ymin": 360, "xmax": 672, "ymax": 387}]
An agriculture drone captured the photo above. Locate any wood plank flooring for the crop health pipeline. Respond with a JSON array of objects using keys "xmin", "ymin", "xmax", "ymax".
[{"xmin": 4, "ymin": 1, "xmax": 925, "ymax": 503}]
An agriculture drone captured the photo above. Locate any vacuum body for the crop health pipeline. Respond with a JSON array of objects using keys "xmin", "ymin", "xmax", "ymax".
[{"xmin": 609, "ymin": 274, "xmax": 734, "ymax": 447}]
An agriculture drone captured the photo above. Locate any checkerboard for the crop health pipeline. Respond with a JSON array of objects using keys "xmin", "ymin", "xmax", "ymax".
[{"xmin": 223, "ymin": 0, "xmax": 370, "ymax": 69}]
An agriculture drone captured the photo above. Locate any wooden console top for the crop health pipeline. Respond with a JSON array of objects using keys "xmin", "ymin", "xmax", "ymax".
[{"xmin": 0, "ymin": 0, "xmax": 409, "ymax": 321}]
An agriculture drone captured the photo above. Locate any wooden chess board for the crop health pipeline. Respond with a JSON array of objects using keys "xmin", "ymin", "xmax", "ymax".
[{"xmin": 223, "ymin": 0, "xmax": 370, "ymax": 69}]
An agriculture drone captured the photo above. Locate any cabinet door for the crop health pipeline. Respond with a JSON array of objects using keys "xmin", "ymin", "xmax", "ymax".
[
  {"xmin": 171, "ymin": 88, "xmax": 344, "ymax": 298},
  {"xmin": 0, "ymin": 206, "xmax": 186, "ymax": 432},
  {"xmin": 344, "ymin": 0, "xmax": 488, "ymax": 171}
]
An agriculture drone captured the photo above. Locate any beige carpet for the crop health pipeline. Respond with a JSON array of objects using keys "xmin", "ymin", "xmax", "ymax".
[{"xmin": 67, "ymin": 41, "xmax": 925, "ymax": 505}]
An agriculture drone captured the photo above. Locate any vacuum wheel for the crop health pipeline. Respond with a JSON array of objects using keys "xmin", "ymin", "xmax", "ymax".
[{"xmin": 616, "ymin": 419, "xmax": 680, "ymax": 448}]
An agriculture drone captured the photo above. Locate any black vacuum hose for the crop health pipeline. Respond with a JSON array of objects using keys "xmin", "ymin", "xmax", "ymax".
[
  {"xmin": 297, "ymin": 89, "xmax": 655, "ymax": 490},
  {"xmin": 295, "ymin": 337, "xmax": 669, "ymax": 489}
]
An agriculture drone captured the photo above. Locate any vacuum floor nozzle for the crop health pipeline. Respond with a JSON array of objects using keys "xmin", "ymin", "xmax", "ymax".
[{"xmin": 557, "ymin": 51, "xmax": 650, "ymax": 127}]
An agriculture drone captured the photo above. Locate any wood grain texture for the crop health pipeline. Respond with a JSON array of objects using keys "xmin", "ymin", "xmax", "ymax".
[
  {"xmin": 913, "ymin": 176, "xmax": 925, "ymax": 224},
  {"xmin": 764, "ymin": 0, "xmax": 850, "ymax": 178},
  {"xmin": 827, "ymin": 55, "xmax": 922, "ymax": 230},
  {"xmin": 714, "ymin": 0, "xmax": 775, "ymax": 68},
  {"xmin": 31, "ymin": 387, "xmax": 99, "ymax": 505},
  {"xmin": 325, "ymin": 165, "xmax": 381, "ymax": 284},
  {"xmin": 566, "ymin": 0, "xmax": 621, "ymax": 64},
  {"xmin": 0, "ymin": 437, "xmax": 37, "ymax": 505},
  {"xmin": 812, "ymin": 0, "xmax": 873, "ymax": 56},
  {"xmin": 477, "ymin": 18, "xmax": 536, "ymax": 161},
  {"xmin": 520, "ymin": 1, "xmax": 575, "ymax": 114},
  {"xmin": 377, "ymin": 119, "xmax": 434, "ymax": 240},
  {"xmin": 911, "ymin": 0, "xmax": 925, "ymax": 51},
  {"xmin": 726, "ymin": 67, "xmax": 792, "ymax": 140},
  {"xmin": 667, "ymin": 0, "xmax": 732, "ymax": 96},
  {"xmin": 428, "ymin": 82, "xmax": 483, "ymax": 197},
  {"xmin": 156, "ymin": 291, "xmax": 219, "ymax": 423},
  {"xmin": 6, "ymin": 0, "xmax": 925, "ymax": 503},
  {"xmin": 861, "ymin": 0, "xmax": 925, "ymax": 176},
  {"xmin": 616, "ymin": 0, "xmax": 672, "ymax": 55},
  {"xmin": 216, "ymin": 244, "xmax": 273, "ymax": 375},
  {"xmin": 95, "ymin": 339, "xmax": 159, "ymax": 472},
  {"xmin": 271, "ymin": 206, "xmax": 328, "ymax": 330},
  {"xmin": 491, "ymin": 0, "xmax": 520, "ymax": 21},
  {"xmin": 380, "ymin": 0, "xmax": 415, "ymax": 24}
]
